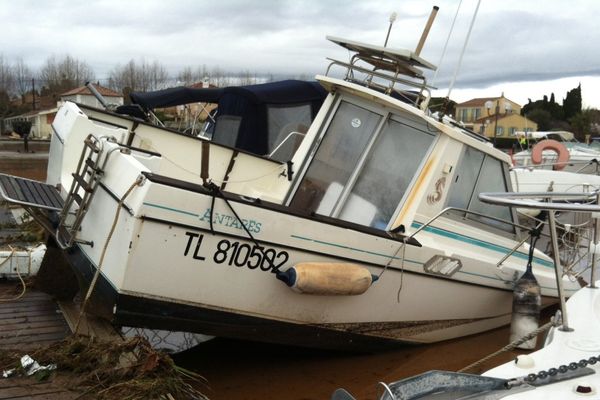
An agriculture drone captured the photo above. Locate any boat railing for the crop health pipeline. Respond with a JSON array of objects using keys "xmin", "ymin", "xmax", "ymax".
[
  {"xmin": 406, "ymin": 207, "xmax": 558, "ymax": 272},
  {"xmin": 479, "ymin": 191, "xmax": 600, "ymax": 332},
  {"xmin": 511, "ymin": 158, "xmax": 600, "ymax": 174},
  {"xmin": 325, "ymin": 58, "xmax": 433, "ymax": 109}
]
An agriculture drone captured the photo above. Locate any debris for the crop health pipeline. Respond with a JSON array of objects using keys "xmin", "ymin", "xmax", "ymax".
[
  {"xmin": 20, "ymin": 354, "xmax": 57, "ymax": 376},
  {"xmin": 0, "ymin": 335, "xmax": 209, "ymax": 399}
]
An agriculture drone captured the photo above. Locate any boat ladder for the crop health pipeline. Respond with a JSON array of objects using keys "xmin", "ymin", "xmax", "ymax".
[{"xmin": 55, "ymin": 134, "xmax": 105, "ymax": 249}]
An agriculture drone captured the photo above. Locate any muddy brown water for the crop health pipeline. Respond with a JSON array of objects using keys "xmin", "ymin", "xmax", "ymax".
[{"xmin": 175, "ymin": 309, "xmax": 556, "ymax": 400}]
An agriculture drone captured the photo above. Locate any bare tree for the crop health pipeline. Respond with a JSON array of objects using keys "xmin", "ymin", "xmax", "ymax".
[
  {"xmin": 38, "ymin": 55, "xmax": 95, "ymax": 94},
  {"xmin": 13, "ymin": 57, "xmax": 32, "ymax": 98},
  {"xmin": 0, "ymin": 54, "xmax": 15, "ymax": 95},
  {"xmin": 238, "ymin": 70, "xmax": 258, "ymax": 86},
  {"xmin": 177, "ymin": 66, "xmax": 194, "ymax": 86},
  {"xmin": 109, "ymin": 59, "xmax": 169, "ymax": 92}
]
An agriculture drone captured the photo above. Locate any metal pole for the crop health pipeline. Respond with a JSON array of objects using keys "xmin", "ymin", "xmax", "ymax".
[
  {"xmin": 591, "ymin": 193, "xmax": 600, "ymax": 288},
  {"xmin": 384, "ymin": 12, "xmax": 397, "ymax": 47},
  {"xmin": 492, "ymin": 101, "xmax": 499, "ymax": 147},
  {"xmin": 85, "ymin": 82, "xmax": 109, "ymax": 109},
  {"xmin": 415, "ymin": 6, "xmax": 439, "ymax": 56},
  {"xmin": 547, "ymin": 210, "xmax": 572, "ymax": 331}
]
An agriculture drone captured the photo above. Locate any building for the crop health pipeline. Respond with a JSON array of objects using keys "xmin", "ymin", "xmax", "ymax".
[
  {"xmin": 59, "ymin": 85, "xmax": 123, "ymax": 109},
  {"xmin": 455, "ymin": 94, "xmax": 537, "ymax": 145},
  {"xmin": 3, "ymin": 85, "xmax": 123, "ymax": 139}
]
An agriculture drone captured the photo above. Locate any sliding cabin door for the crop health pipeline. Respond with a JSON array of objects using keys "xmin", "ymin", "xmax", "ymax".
[{"xmin": 290, "ymin": 99, "xmax": 436, "ymax": 230}]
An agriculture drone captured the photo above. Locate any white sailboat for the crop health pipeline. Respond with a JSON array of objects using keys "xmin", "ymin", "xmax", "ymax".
[{"xmin": 0, "ymin": 12, "xmax": 581, "ymax": 349}]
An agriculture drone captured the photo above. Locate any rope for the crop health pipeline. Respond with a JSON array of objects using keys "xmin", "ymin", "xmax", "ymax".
[
  {"xmin": 205, "ymin": 183, "xmax": 277, "ymax": 272},
  {"xmin": 0, "ymin": 246, "xmax": 26, "ymax": 302},
  {"xmin": 458, "ymin": 319, "xmax": 558, "ymax": 373},
  {"xmin": 377, "ymin": 237, "xmax": 407, "ymax": 302},
  {"xmin": 151, "ymin": 144, "xmax": 286, "ymax": 185},
  {"xmin": 74, "ymin": 176, "xmax": 144, "ymax": 334}
]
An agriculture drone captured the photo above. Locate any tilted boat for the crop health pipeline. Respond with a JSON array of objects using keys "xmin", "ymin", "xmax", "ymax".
[{"xmin": 0, "ymin": 13, "xmax": 582, "ymax": 349}]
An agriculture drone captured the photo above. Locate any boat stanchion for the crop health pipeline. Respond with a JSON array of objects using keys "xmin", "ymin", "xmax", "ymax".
[
  {"xmin": 510, "ymin": 228, "xmax": 542, "ymax": 349},
  {"xmin": 590, "ymin": 193, "xmax": 600, "ymax": 289},
  {"xmin": 276, "ymin": 262, "xmax": 378, "ymax": 295},
  {"xmin": 547, "ymin": 210, "xmax": 572, "ymax": 331}
]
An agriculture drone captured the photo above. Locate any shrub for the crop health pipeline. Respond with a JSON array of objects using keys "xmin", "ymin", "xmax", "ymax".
[{"xmin": 11, "ymin": 120, "xmax": 32, "ymax": 137}]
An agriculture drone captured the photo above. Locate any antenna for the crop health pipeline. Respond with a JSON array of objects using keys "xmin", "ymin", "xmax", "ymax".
[
  {"xmin": 446, "ymin": 0, "xmax": 482, "ymax": 99},
  {"xmin": 384, "ymin": 12, "xmax": 398, "ymax": 47},
  {"xmin": 415, "ymin": 6, "xmax": 439, "ymax": 56},
  {"xmin": 431, "ymin": 0, "xmax": 463, "ymax": 88}
]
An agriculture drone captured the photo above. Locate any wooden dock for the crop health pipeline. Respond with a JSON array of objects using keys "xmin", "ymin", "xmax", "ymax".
[
  {"xmin": 0, "ymin": 280, "xmax": 120, "ymax": 399},
  {"xmin": 0, "ymin": 281, "xmax": 70, "ymax": 351}
]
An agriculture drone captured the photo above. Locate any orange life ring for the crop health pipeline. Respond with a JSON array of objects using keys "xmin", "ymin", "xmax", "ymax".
[{"xmin": 530, "ymin": 139, "xmax": 570, "ymax": 171}]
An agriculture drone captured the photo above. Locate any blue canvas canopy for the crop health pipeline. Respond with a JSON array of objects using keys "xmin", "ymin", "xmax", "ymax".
[{"xmin": 126, "ymin": 80, "xmax": 327, "ymax": 158}]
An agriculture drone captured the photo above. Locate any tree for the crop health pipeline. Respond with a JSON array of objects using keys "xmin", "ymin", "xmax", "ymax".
[
  {"xmin": 109, "ymin": 59, "xmax": 169, "ymax": 92},
  {"xmin": 11, "ymin": 120, "xmax": 32, "ymax": 137},
  {"xmin": 563, "ymin": 83, "xmax": 582, "ymax": 120},
  {"xmin": 0, "ymin": 55, "xmax": 15, "ymax": 96},
  {"xmin": 525, "ymin": 109, "xmax": 552, "ymax": 131},
  {"xmin": 13, "ymin": 57, "xmax": 33, "ymax": 98},
  {"xmin": 38, "ymin": 55, "xmax": 95, "ymax": 94},
  {"xmin": 569, "ymin": 108, "xmax": 594, "ymax": 140}
]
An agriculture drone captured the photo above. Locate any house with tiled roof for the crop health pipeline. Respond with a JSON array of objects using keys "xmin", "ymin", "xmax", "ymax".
[
  {"xmin": 59, "ymin": 84, "xmax": 123, "ymax": 109},
  {"xmin": 3, "ymin": 84, "xmax": 123, "ymax": 138},
  {"xmin": 456, "ymin": 94, "xmax": 537, "ymax": 144}
]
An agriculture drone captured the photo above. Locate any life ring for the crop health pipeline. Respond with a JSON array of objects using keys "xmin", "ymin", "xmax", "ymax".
[{"xmin": 530, "ymin": 139, "xmax": 569, "ymax": 171}]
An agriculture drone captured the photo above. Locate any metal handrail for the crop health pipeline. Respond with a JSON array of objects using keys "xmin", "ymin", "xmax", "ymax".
[
  {"xmin": 479, "ymin": 191, "xmax": 600, "ymax": 332},
  {"xmin": 325, "ymin": 58, "xmax": 434, "ymax": 107},
  {"xmin": 406, "ymin": 206, "xmax": 546, "ymax": 240},
  {"xmin": 402, "ymin": 206, "xmax": 555, "ymax": 271},
  {"xmin": 511, "ymin": 158, "xmax": 600, "ymax": 173}
]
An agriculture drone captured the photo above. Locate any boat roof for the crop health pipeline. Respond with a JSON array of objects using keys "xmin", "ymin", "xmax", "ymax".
[
  {"xmin": 129, "ymin": 80, "xmax": 327, "ymax": 110},
  {"xmin": 327, "ymin": 36, "xmax": 437, "ymax": 75}
]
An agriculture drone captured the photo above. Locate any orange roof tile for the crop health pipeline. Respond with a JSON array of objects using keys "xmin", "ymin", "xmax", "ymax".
[
  {"xmin": 61, "ymin": 85, "xmax": 122, "ymax": 97},
  {"xmin": 456, "ymin": 97, "xmax": 501, "ymax": 107}
]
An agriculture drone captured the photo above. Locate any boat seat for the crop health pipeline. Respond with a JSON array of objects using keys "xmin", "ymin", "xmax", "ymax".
[{"xmin": 0, "ymin": 174, "xmax": 63, "ymax": 211}]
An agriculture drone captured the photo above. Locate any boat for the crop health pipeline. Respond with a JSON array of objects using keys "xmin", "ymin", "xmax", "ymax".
[
  {"xmin": 512, "ymin": 131, "xmax": 600, "ymax": 174},
  {"xmin": 481, "ymin": 282, "xmax": 600, "ymax": 399},
  {"xmin": 330, "ymin": 192, "xmax": 600, "ymax": 398},
  {"xmin": 332, "ymin": 282, "xmax": 600, "ymax": 399},
  {"xmin": 0, "ymin": 9, "xmax": 582, "ymax": 349}
]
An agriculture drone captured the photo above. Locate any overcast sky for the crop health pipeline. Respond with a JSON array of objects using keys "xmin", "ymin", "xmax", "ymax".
[{"xmin": 1, "ymin": 0, "xmax": 599, "ymax": 108}]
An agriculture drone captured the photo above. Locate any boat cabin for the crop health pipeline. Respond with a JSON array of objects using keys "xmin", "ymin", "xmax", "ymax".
[
  {"xmin": 119, "ymin": 80, "xmax": 326, "ymax": 162},
  {"xmin": 281, "ymin": 37, "xmax": 517, "ymax": 237},
  {"xmin": 45, "ymin": 35, "xmax": 518, "ymax": 244}
]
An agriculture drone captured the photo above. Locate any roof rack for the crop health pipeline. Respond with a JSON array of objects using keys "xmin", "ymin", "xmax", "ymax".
[{"xmin": 325, "ymin": 36, "xmax": 437, "ymax": 109}]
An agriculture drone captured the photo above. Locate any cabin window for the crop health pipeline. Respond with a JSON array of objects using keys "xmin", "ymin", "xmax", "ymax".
[
  {"xmin": 267, "ymin": 104, "xmax": 312, "ymax": 153},
  {"xmin": 212, "ymin": 115, "xmax": 242, "ymax": 147},
  {"xmin": 338, "ymin": 118, "xmax": 435, "ymax": 228},
  {"xmin": 290, "ymin": 99, "xmax": 436, "ymax": 229},
  {"xmin": 447, "ymin": 147, "xmax": 514, "ymax": 233},
  {"xmin": 290, "ymin": 101, "xmax": 382, "ymax": 217}
]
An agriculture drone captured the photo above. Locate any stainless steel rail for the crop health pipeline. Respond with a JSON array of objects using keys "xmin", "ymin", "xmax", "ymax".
[
  {"xmin": 478, "ymin": 191, "xmax": 600, "ymax": 332},
  {"xmin": 401, "ymin": 206, "xmax": 552, "ymax": 270}
]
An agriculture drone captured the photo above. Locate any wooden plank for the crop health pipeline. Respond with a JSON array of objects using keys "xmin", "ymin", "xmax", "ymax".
[
  {"xmin": 0, "ymin": 377, "xmax": 79, "ymax": 399},
  {"xmin": 0, "ymin": 331, "xmax": 69, "ymax": 346},
  {"xmin": 0, "ymin": 283, "xmax": 70, "ymax": 350},
  {"xmin": 57, "ymin": 301, "xmax": 122, "ymax": 341}
]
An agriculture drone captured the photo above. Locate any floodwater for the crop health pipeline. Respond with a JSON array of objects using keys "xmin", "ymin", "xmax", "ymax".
[{"xmin": 175, "ymin": 310, "xmax": 555, "ymax": 400}]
